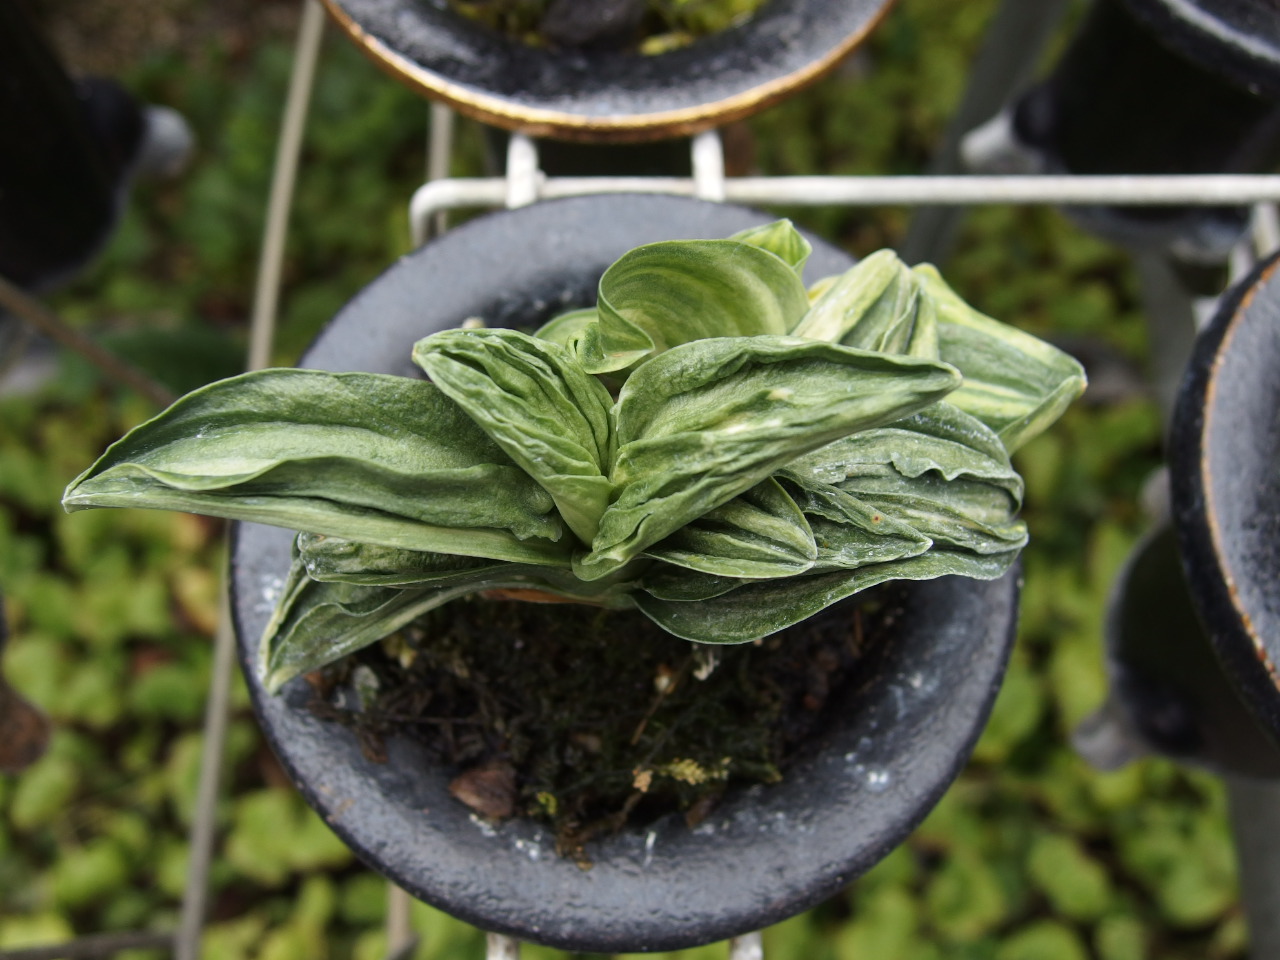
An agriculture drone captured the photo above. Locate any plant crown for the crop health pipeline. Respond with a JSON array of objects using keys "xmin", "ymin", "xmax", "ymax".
[{"xmin": 64, "ymin": 221, "xmax": 1085, "ymax": 691}]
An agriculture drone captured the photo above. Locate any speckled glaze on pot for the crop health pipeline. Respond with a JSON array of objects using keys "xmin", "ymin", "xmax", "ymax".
[
  {"xmin": 229, "ymin": 194, "xmax": 1019, "ymax": 952},
  {"xmin": 1171, "ymin": 251, "xmax": 1280, "ymax": 752},
  {"xmin": 319, "ymin": 0, "xmax": 895, "ymax": 142}
]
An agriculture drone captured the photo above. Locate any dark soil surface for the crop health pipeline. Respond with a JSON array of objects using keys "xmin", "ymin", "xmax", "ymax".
[{"xmin": 310, "ymin": 585, "xmax": 899, "ymax": 862}]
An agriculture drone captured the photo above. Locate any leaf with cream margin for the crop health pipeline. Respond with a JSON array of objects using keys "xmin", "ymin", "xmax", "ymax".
[
  {"xmin": 413, "ymin": 328, "xmax": 614, "ymax": 545},
  {"xmin": 644, "ymin": 477, "xmax": 817, "ymax": 578},
  {"xmin": 635, "ymin": 548, "xmax": 1020, "ymax": 644},
  {"xmin": 62, "ymin": 369, "xmax": 569, "ymax": 566},
  {"xmin": 728, "ymin": 219, "xmax": 812, "ymax": 275},
  {"xmin": 574, "ymin": 238, "xmax": 810, "ymax": 374},
  {"xmin": 574, "ymin": 336, "xmax": 960, "ymax": 580},
  {"xmin": 792, "ymin": 250, "xmax": 938, "ymax": 361},
  {"xmin": 916, "ymin": 264, "xmax": 1087, "ymax": 452}
]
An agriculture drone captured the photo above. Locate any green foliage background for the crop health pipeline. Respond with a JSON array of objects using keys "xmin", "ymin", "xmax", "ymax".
[{"xmin": 0, "ymin": 0, "xmax": 1245, "ymax": 957}]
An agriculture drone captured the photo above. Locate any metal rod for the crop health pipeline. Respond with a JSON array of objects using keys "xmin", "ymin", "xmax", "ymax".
[
  {"xmin": 485, "ymin": 933, "xmax": 521, "ymax": 960},
  {"xmin": 0, "ymin": 275, "xmax": 176, "ymax": 408},
  {"xmin": 0, "ymin": 932, "xmax": 175, "ymax": 960},
  {"xmin": 505, "ymin": 133, "xmax": 541, "ymax": 209},
  {"xmin": 692, "ymin": 129, "xmax": 726, "ymax": 202},
  {"xmin": 728, "ymin": 931, "xmax": 764, "ymax": 960},
  {"xmin": 385, "ymin": 883, "xmax": 415, "ymax": 959},
  {"xmin": 901, "ymin": 0, "xmax": 1072, "ymax": 265},
  {"xmin": 426, "ymin": 103, "xmax": 456, "ymax": 239},
  {"xmin": 175, "ymin": 4, "xmax": 326, "ymax": 958},
  {"xmin": 1226, "ymin": 777, "xmax": 1280, "ymax": 959},
  {"xmin": 409, "ymin": 173, "xmax": 1280, "ymax": 246},
  {"xmin": 245, "ymin": 0, "xmax": 326, "ymax": 372}
]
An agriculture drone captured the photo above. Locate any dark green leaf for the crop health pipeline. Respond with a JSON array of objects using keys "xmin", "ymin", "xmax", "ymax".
[
  {"xmin": 644, "ymin": 477, "xmax": 817, "ymax": 578},
  {"xmin": 635, "ymin": 548, "xmax": 1019, "ymax": 643}
]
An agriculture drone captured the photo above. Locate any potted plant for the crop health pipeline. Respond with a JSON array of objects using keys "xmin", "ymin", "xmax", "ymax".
[
  {"xmin": 318, "ymin": 0, "xmax": 898, "ymax": 141},
  {"xmin": 63, "ymin": 194, "xmax": 1084, "ymax": 951}
]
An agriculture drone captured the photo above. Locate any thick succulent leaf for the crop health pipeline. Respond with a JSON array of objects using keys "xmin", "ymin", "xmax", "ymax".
[
  {"xmin": 635, "ymin": 548, "xmax": 1020, "ymax": 643},
  {"xmin": 915, "ymin": 264, "xmax": 1087, "ymax": 451},
  {"xmin": 534, "ymin": 307, "xmax": 596, "ymax": 351},
  {"xmin": 789, "ymin": 402, "xmax": 1024, "ymax": 506},
  {"xmin": 260, "ymin": 574, "xmax": 475, "ymax": 692},
  {"xmin": 574, "ymin": 336, "xmax": 960, "ymax": 580},
  {"xmin": 297, "ymin": 532, "xmax": 507, "ymax": 586},
  {"xmin": 62, "ymin": 369, "xmax": 570, "ymax": 565},
  {"xmin": 728, "ymin": 220, "xmax": 811, "ymax": 275},
  {"xmin": 644, "ymin": 477, "xmax": 816, "ymax": 578},
  {"xmin": 777, "ymin": 474, "xmax": 932, "ymax": 571},
  {"xmin": 261, "ymin": 551, "xmax": 643, "ymax": 689},
  {"xmin": 791, "ymin": 251, "xmax": 938, "ymax": 360},
  {"xmin": 413, "ymin": 329, "xmax": 614, "ymax": 544},
  {"xmin": 575, "ymin": 239, "xmax": 810, "ymax": 374},
  {"xmin": 639, "ymin": 566, "xmax": 744, "ymax": 602}
]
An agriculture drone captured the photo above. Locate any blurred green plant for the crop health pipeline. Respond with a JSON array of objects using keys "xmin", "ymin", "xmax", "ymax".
[{"xmin": 0, "ymin": 0, "xmax": 1243, "ymax": 957}]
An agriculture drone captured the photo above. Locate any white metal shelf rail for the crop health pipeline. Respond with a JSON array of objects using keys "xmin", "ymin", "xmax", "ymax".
[{"xmin": 4, "ymin": 1, "xmax": 1278, "ymax": 959}]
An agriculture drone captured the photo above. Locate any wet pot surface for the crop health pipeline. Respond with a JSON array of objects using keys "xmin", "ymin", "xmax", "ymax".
[
  {"xmin": 1172, "ymin": 251, "xmax": 1280, "ymax": 749},
  {"xmin": 320, "ymin": 0, "xmax": 894, "ymax": 140},
  {"xmin": 230, "ymin": 194, "xmax": 1019, "ymax": 952}
]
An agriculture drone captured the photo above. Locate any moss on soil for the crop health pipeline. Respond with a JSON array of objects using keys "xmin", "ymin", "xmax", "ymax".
[{"xmin": 312, "ymin": 585, "xmax": 896, "ymax": 862}]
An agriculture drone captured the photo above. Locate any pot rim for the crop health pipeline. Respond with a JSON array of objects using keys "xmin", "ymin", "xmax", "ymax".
[
  {"xmin": 1171, "ymin": 250, "xmax": 1280, "ymax": 747},
  {"xmin": 319, "ymin": 0, "xmax": 897, "ymax": 142},
  {"xmin": 230, "ymin": 193, "xmax": 1020, "ymax": 951}
]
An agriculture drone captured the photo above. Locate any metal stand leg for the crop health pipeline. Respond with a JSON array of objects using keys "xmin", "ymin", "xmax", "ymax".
[
  {"xmin": 1226, "ymin": 778, "xmax": 1280, "ymax": 959},
  {"xmin": 900, "ymin": 0, "xmax": 1071, "ymax": 265},
  {"xmin": 174, "ymin": 4, "xmax": 326, "ymax": 959}
]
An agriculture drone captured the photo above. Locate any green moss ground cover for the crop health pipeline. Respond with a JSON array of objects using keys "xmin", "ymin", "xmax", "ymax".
[{"xmin": 0, "ymin": 0, "xmax": 1246, "ymax": 956}]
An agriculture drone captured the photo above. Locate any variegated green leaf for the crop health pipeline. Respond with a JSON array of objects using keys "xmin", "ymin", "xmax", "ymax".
[
  {"xmin": 534, "ymin": 307, "xmax": 596, "ymax": 350},
  {"xmin": 835, "ymin": 477, "xmax": 1027, "ymax": 554},
  {"xmin": 413, "ymin": 328, "xmax": 614, "ymax": 544},
  {"xmin": 789, "ymin": 403, "xmax": 1024, "ymax": 506},
  {"xmin": 915, "ymin": 264, "xmax": 1087, "ymax": 452},
  {"xmin": 297, "ymin": 532, "xmax": 506, "ymax": 586},
  {"xmin": 777, "ymin": 474, "xmax": 932, "ymax": 571},
  {"xmin": 62, "ymin": 369, "xmax": 569, "ymax": 566},
  {"xmin": 728, "ymin": 220, "xmax": 812, "ymax": 275},
  {"xmin": 644, "ymin": 477, "xmax": 816, "ymax": 578},
  {"xmin": 575, "ymin": 336, "xmax": 960, "ymax": 580},
  {"xmin": 792, "ymin": 250, "xmax": 938, "ymax": 360},
  {"xmin": 574, "ymin": 239, "xmax": 810, "ymax": 374},
  {"xmin": 635, "ymin": 548, "xmax": 1020, "ymax": 643},
  {"xmin": 260, "ymin": 573, "xmax": 472, "ymax": 692}
]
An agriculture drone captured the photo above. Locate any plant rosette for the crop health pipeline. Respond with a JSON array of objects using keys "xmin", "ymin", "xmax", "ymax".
[
  {"xmin": 319, "ymin": 0, "xmax": 896, "ymax": 141},
  {"xmin": 63, "ymin": 195, "xmax": 1084, "ymax": 951}
]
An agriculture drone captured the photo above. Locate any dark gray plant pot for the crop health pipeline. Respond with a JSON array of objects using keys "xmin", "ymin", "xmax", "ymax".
[
  {"xmin": 1169, "ymin": 251, "xmax": 1280, "ymax": 760},
  {"xmin": 230, "ymin": 194, "xmax": 1020, "ymax": 952},
  {"xmin": 319, "ymin": 0, "xmax": 895, "ymax": 142}
]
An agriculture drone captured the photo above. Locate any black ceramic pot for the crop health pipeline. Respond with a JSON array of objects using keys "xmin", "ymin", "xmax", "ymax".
[
  {"xmin": 319, "ymin": 0, "xmax": 894, "ymax": 142},
  {"xmin": 230, "ymin": 194, "xmax": 1020, "ymax": 952},
  {"xmin": 1008, "ymin": 0, "xmax": 1280, "ymax": 255},
  {"xmin": 1169, "ymin": 251, "xmax": 1280, "ymax": 760}
]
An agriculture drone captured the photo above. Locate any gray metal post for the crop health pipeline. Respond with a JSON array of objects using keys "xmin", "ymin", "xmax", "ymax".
[{"xmin": 900, "ymin": 0, "xmax": 1071, "ymax": 266}]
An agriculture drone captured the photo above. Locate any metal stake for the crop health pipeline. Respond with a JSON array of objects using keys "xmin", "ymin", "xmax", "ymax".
[
  {"xmin": 174, "ymin": 3, "xmax": 326, "ymax": 958},
  {"xmin": 900, "ymin": 0, "xmax": 1072, "ymax": 265}
]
